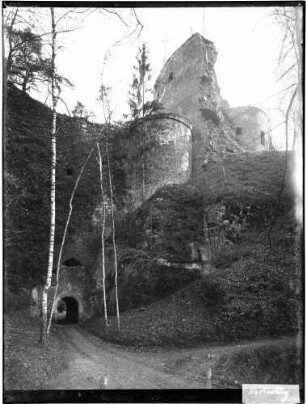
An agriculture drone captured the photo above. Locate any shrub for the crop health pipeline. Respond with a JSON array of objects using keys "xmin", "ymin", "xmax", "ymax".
[{"xmin": 202, "ymin": 259, "xmax": 301, "ymax": 341}]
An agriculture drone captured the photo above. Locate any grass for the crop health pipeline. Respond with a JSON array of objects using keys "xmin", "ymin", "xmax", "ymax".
[
  {"xmin": 160, "ymin": 335, "xmax": 303, "ymax": 388},
  {"xmin": 86, "ymin": 147, "xmax": 300, "ymax": 348},
  {"xmin": 84, "ymin": 279, "xmax": 216, "ymax": 349},
  {"xmin": 84, "ymin": 243, "xmax": 301, "ymax": 348},
  {"xmin": 194, "ymin": 151, "xmax": 294, "ymax": 206},
  {"xmin": 211, "ymin": 338, "xmax": 303, "ymax": 388},
  {"xmin": 84, "ymin": 216, "xmax": 301, "ymax": 348},
  {"xmin": 5, "ymin": 85, "xmax": 301, "ymax": 378},
  {"xmin": 4, "ymin": 303, "xmax": 69, "ymax": 390}
]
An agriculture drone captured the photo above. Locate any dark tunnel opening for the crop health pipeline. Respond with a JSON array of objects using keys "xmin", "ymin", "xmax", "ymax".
[{"xmin": 56, "ymin": 296, "xmax": 79, "ymax": 324}]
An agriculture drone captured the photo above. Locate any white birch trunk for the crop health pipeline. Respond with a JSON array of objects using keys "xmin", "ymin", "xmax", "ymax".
[
  {"xmin": 40, "ymin": 7, "xmax": 57, "ymax": 345},
  {"xmin": 96, "ymin": 142, "xmax": 108, "ymax": 327},
  {"xmin": 46, "ymin": 148, "xmax": 94, "ymax": 335},
  {"xmin": 106, "ymin": 136, "xmax": 120, "ymax": 329}
]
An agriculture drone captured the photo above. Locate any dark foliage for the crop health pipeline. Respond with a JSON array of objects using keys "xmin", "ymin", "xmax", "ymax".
[
  {"xmin": 201, "ymin": 255, "xmax": 301, "ymax": 341},
  {"xmin": 117, "ymin": 184, "xmax": 205, "ymax": 262},
  {"xmin": 4, "ymin": 84, "xmax": 101, "ymax": 288}
]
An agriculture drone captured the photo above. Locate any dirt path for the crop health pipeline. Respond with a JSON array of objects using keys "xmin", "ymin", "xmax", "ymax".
[
  {"xmin": 44, "ymin": 325, "xmax": 203, "ymax": 389},
  {"xmin": 44, "ymin": 325, "xmax": 301, "ymax": 389}
]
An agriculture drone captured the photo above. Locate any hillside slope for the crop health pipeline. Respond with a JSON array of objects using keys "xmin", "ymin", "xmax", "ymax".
[
  {"xmin": 4, "ymin": 84, "xmax": 101, "ymax": 288},
  {"xmin": 4, "ymin": 84, "xmax": 302, "ymax": 350},
  {"xmin": 86, "ymin": 147, "xmax": 301, "ymax": 346}
]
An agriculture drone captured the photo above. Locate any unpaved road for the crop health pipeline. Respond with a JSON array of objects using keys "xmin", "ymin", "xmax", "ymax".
[
  {"xmin": 44, "ymin": 325, "xmax": 301, "ymax": 390},
  {"xmin": 44, "ymin": 325, "xmax": 203, "ymax": 389}
]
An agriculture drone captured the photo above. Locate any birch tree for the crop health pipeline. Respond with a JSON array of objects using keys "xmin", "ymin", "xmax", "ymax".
[
  {"xmin": 106, "ymin": 132, "xmax": 120, "ymax": 329},
  {"xmin": 46, "ymin": 148, "xmax": 94, "ymax": 336},
  {"xmin": 39, "ymin": 7, "xmax": 57, "ymax": 345},
  {"xmin": 98, "ymin": 83, "xmax": 120, "ymax": 328},
  {"xmin": 96, "ymin": 141, "xmax": 109, "ymax": 327}
]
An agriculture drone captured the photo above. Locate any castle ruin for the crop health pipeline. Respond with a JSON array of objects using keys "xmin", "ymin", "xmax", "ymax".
[
  {"xmin": 27, "ymin": 33, "xmax": 273, "ymax": 321},
  {"xmin": 118, "ymin": 32, "xmax": 272, "ymax": 210}
]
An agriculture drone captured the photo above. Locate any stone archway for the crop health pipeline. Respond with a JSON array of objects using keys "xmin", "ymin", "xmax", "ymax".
[{"xmin": 56, "ymin": 296, "xmax": 79, "ymax": 324}]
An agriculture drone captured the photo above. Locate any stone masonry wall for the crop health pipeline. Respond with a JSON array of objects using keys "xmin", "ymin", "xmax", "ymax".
[
  {"xmin": 115, "ymin": 113, "xmax": 193, "ymax": 211},
  {"xmin": 153, "ymin": 33, "xmax": 243, "ymax": 180},
  {"xmin": 31, "ymin": 265, "xmax": 94, "ymax": 321},
  {"xmin": 61, "ymin": 230, "xmax": 97, "ymax": 271},
  {"xmin": 223, "ymin": 106, "xmax": 271, "ymax": 151}
]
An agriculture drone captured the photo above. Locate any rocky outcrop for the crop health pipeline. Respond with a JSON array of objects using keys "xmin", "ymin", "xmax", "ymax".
[
  {"xmin": 154, "ymin": 33, "xmax": 223, "ymax": 120},
  {"xmin": 153, "ymin": 33, "xmax": 243, "ymax": 176}
]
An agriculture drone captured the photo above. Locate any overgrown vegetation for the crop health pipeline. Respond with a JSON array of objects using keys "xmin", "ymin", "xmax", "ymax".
[
  {"xmin": 4, "ymin": 84, "xmax": 101, "ymax": 289},
  {"xmin": 117, "ymin": 184, "xmax": 205, "ymax": 262},
  {"xmin": 196, "ymin": 151, "xmax": 293, "ymax": 206},
  {"xmin": 4, "ymin": 83, "xmax": 301, "ymax": 349},
  {"xmin": 85, "ymin": 229, "xmax": 301, "ymax": 347},
  {"xmin": 4, "ymin": 297, "xmax": 68, "ymax": 389},
  {"xmin": 202, "ymin": 253, "xmax": 300, "ymax": 341},
  {"xmin": 88, "ymin": 145, "xmax": 300, "ymax": 346},
  {"xmin": 211, "ymin": 340, "xmax": 303, "ymax": 387}
]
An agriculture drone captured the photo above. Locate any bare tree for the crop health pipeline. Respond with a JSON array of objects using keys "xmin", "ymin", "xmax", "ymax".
[
  {"xmin": 96, "ymin": 141, "xmax": 109, "ymax": 327},
  {"xmin": 105, "ymin": 131, "xmax": 120, "ymax": 329},
  {"xmin": 4, "ymin": 5, "xmax": 143, "ymax": 341},
  {"xmin": 39, "ymin": 7, "xmax": 80, "ymax": 344},
  {"xmin": 98, "ymin": 83, "xmax": 120, "ymax": 329},
  {"xmin": 46, "ymin": 148, "xmax": 94, "ymax": 335},
  {"xmin": 273, "ymin": 6, "xmax": 300, "ymax": 148},
  {"xmin": 39, "ymin": 7, "xmax": 57, "ymax": 345},
  {"xmin": 293, "ymin": 6, "xmax": 303, "ymax": 227},
  {"xmin": 265, "ymin": 6, "xmax": 303, "ymax": 249}
]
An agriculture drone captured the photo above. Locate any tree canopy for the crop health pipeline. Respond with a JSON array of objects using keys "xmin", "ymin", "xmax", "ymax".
[{"xmin": 5, "ymin": 26, "xmax": 51, "ymax": 92}]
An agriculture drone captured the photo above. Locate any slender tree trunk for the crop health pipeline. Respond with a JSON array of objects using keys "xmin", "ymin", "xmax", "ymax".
[
  {"xmin": 96, "ymin": 141, "xmax": 108, "ymax": 327},
  {"xmin": 294, "ymin": 8, "xmax": 303, "ymax": 344},
  {"xmin": 39, "ymin": 7, "xmax": 57, "ymax": 345},
  {"xmin": 141, "ymin": 80, "xmax": 145, "ymax": 203},
  {"xmin": 105, "ymin": 134, "xmax": 120, "ymax": 329},
  {"xmin": 46, "ymin": 148, "xmax": 94, "ymax": 335}
]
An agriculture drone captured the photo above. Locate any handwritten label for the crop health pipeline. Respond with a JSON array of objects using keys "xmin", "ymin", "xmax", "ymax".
[{"xmin": 243, "ymin": 384, "xmax": 300, "ymax": 404}]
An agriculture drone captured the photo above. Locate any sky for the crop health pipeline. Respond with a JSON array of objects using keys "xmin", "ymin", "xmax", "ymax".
[{"xmin": 5, "ymin": 5, "xmax": 298, "ymax": 148}]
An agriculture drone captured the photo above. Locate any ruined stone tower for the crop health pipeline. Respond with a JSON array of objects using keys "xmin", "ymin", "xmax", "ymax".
[
  {"xmin": 153, "ymin": 33, "xmax": 271, "ymax": 176},
  {"xmin": 223, "ymin": 106, "xmax": 271, "ymax": 151},
  {"xmin": 153, "ymin": 33, "xmax": 243, "ymax": 175},
  {"xmin": 154, "ymin": 33, "xmax": 223, "ymax": 122},
  {"xmin": 114, "ymin": 113, "xmax": 192, "ymax": 211}
]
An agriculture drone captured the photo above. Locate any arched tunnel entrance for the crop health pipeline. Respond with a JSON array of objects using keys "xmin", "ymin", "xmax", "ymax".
[{"xmin": 56, "ymin": 296, "xmax": 79, "ymax": 324}]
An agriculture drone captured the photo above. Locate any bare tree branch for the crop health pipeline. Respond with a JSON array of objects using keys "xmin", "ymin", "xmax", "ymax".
[
  {"xmin": 278, "ymin": 63, "xmax": 296, "ymax": 82},
  {"xmin": 132, "ymin": 8, "xmax": 144, "ymax": 37},
  {"xmin": 101, "ymin": 8, "xmax": 128, "ymax": 27},
  {"xmin": 266, "ymin": 86, "xmax": 297, "ymax": 250},
  {"xmin": 55, "ymin": 8, "xmax": 77, "ymax": 26},
  {"xmin": 58, "ymin": 96, "xmax": 72, "ymax": 117}
]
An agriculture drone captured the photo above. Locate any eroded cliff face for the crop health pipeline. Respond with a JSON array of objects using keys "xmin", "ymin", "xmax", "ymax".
[
  {"xmin": 154, "ymin": 33, "xmax": 222, "ymax": 120},
  {"xmin": 153, "ymin": 33, "xmax": 242, "ymax": 176}
]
